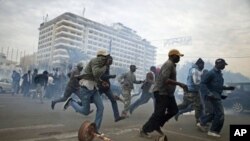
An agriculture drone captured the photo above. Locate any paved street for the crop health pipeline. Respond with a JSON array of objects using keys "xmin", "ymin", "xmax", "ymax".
[{"xmin": 0, "ymin": 93, "xmax": 250, "ymax": 141}]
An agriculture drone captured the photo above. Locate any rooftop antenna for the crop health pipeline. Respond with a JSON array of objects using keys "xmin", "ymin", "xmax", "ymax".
[
  {"xmin": 45, "ymin": 14, "xmax": 48, "ymax": 22},
  {"xmin": 82, "ymin": 7, "xmax": 86, "ymax": 17}
]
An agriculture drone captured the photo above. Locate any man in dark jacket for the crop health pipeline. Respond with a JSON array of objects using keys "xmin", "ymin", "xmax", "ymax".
[
  {"xmin": 197, "ymin": 58, "xmax": 235, "ymax": 138},
  {"xmin": 34, "ymin": 71, "xmax": 49, "ymax": 103},
  {"xmin": 51, "ymin": 63, "xmax": 83, "ymax": 109},
  {"xmin": 98, "ymin": 55, "xmax": 125, "ymax": 122},
  {"xmin": 11, "ymin": 70, "xmax": 21, "ymax": 95},
  {"xmin": 22, "ymin": 70, "xmax": 32, "ymax": 97}
]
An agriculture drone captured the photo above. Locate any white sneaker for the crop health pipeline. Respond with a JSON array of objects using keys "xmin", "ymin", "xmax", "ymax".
[
  {"xmin": 139, "ymin": 129, "xmax": 151, "ymax": 138},
  {"xmin": 207, "ymin": 131, "xmax": 221, "ymax": 138},
  {"xmin": 196, "ymin": 123, "xmax": 208, "ymax": 132}
]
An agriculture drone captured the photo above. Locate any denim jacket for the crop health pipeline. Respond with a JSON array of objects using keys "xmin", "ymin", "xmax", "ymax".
[{"xmin": 200, "ymin": 67, "xmax": 224, "ymax": 100}]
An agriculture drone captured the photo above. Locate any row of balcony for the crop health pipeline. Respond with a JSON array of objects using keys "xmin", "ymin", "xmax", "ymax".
[
  {"xmin": 54, "ymin": 36, "xmax": 83, "ymax": 46},
  {"xmin": 56, "ymin": 19, "xmax": 84, "ymax": 30}
]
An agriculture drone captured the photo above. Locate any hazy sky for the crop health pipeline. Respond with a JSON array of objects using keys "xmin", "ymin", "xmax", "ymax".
[{"xmin": 0, "ymin": 0, "xmax": 250, "ymax": 77}]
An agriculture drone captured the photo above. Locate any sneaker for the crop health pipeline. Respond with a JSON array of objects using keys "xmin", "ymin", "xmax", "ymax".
[
  {"xmin": 63, "ymin": 97, "xmax": 72, "ymax": 110},
  {"xmin": 197, "ymin": 123, "xmax": 208, "ymax": 132},
  {"xmin": 174, "ymin": 114, "xmax": 179, "ymax": 121},
  {"xmin": 51, "ymin": 101, "xmax": 56, "ymax": 110},
  {"xmin": 129, "ymin": 109, "xmax": 133, "ymax": 115},
  {"xmin": 207, "ymin": 131, "xmax": 221, "ymax": 138},
  {"xmin": 121, "ymin": 111, "xmax": 129, "ymax": 118},
  {"xmin": 155, "ymin": 128, "xmax": 164, "ymax": 136},
  {"xmin": 196, "ymin": 122, "xmax": 209, "ymax": 128},
  {"xmin": 115, "ymin": 116, "xmax": 126, "ymax": 122},
  {"xmin": 87, "ymin": 109, "xmax": 94, "ymax": 115},
  {"xmin": 139, "ymin": 129, "xmax": 151, "ymax": 138},
  {"xmin": 96, "ymin": 131, "xmax": 104, "ymax": 136},
  {"xmin": 155, "ymin": 135, "xmax": 168, "ymax": 141}
]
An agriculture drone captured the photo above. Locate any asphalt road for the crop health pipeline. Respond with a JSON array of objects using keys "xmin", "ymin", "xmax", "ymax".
[{"xmin": 0, "ymin": 93, "xmax": 250, "ymax": 141}]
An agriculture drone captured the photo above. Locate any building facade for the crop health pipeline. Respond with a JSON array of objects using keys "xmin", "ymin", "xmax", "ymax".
[{"xmin": 37, "ymin": 12, "xmax": 156, "ymax": 79}]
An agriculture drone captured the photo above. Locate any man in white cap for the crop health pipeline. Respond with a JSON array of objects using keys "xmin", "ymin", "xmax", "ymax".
[
  {"xmin": 51, "ymin": 62, "xmax": 84, "ymax": 109},
  {"xmin": 140, "ymin": 49, "xmax": 188, "ymax": 138},
  {"xmin": 64, "ymin": 49, "xmax": 109, "ymax": 133}
]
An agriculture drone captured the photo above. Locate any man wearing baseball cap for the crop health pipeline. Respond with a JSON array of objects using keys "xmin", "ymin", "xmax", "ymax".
[
  {"xmin": 140, "ymin": 49, "xmax": 188, "ymax": 138},
  {"xmin": 168, "ymin": 49, "xmax": 184, "ymax": 57},
  {"xmin": 63, "ymin": 49, "xmax": 110, "ymax": 133},
  {"xmin": 197, "ymin": 58, "xmax": 235, "ymax": 138},
  {"xmin": 96, "ymin": 49, "xmax": 109, "ymax": 57}
]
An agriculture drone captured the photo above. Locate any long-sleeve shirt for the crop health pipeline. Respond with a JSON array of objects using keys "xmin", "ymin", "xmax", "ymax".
[
  {"xmin": 142, "ymin": 71, "xmax": 155, "ymax": 93},
  {"xmin": 79, "ymin": 56, "xmax": 107, "ymax": 90},
  {"xmin": 118, "ymin": 71, "xmax": 141, "ymax": 90},
  {"xmin": 200, "ymin": 67, "xmax": 224, "ymax": 100},
  {"xmin": 153, "ymin": 59, "xmax": 177, "ymax": 96},
  {"xmin": 67, "ymin": 68, "xmax": 81, "ymax": 90},
  {"xmin": 34, "ymin": 74, "xmax": 48, "ymax": 87}
]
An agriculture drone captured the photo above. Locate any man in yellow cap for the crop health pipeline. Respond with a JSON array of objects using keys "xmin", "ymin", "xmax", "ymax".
[{"xmin": 140, "ymin": 49, "xmax": 188, "ymax": 138}]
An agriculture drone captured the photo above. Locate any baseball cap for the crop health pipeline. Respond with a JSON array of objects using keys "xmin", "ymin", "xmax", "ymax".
[
  {"xmin": 215, "ymin": 58, "xmax": 228, "ymax": 65},
  {"xmin": 168, "ymin": 49, "xmax": 184, "ymax": 57},
  {"xmin": 96, "ymin": 49, "xmax": 109, "ymax": 56}
]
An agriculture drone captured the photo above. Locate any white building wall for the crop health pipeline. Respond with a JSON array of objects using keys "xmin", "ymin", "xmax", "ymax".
[{"xmin": 37, "ymin": 12, "xmax": 156, "ymax": 79}]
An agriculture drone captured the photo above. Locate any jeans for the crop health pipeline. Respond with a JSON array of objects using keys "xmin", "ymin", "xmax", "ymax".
[
  {"xmin": 129, "ymin": 91, "xmax": 155, "ymax": 114},
  {"xmin": 178, "ymin": 104, "xmax": 193, "ymax": 115},
  {"xmin": 12, "ymin": 81, "xmax": 19, "ymax": 94},
  {"xmin": 103, "ymin": 89, "xmax": 120, "ymax": 121},
  {"xmin": 200, "ymin": 97, "xmax": 224, "ymax": 133},
  {"xmin": 53, "ymin": 86, "xmax": 80, "ymax": 103},
  {"xmin": 23, "ymin": 83, "xmax": 30, "ymax": 97},
  {"xmin": 70, "ymin": 87, "xmax": 104, "ymax": 131},
  {"xmin": 200, "ymin": 91, "xmax": 214, "ymax": 116},
  {"xmin": 177, "ymin": 94, "xmax": 193, "ymax": 114}
]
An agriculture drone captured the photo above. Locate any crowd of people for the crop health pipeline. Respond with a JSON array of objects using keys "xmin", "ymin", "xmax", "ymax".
[
  {"xmin": 10, "ymin": 48, "xmax": 236, "ymax": 139},
  {"xmin": 11, "ymin": 67, "xmax": 67, "ymax": 102}
]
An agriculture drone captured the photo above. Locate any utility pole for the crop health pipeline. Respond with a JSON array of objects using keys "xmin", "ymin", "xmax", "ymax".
[
  {"xmin": 82, "ymin": 7, "xmax": 86, "ymax": 17},
  {"xmin": 6, "ymin": 46, "xmax": 9, "ymax": 60},
  {"xmin": 109, "ymin": 39, "xmax": 112, "ymax": 54},
  {"xmin": 16, "ymin": 49, "xmax": 19, "ymax": 63},
  {"xmin": 11, "ymin": 48, "xmax": 13, "ymax": 61}
]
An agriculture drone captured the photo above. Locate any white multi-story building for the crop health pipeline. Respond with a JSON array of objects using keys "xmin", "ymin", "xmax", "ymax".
[{"xmin": 37, "ymin": 12, "xmax": 156, "ymax": 79}]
